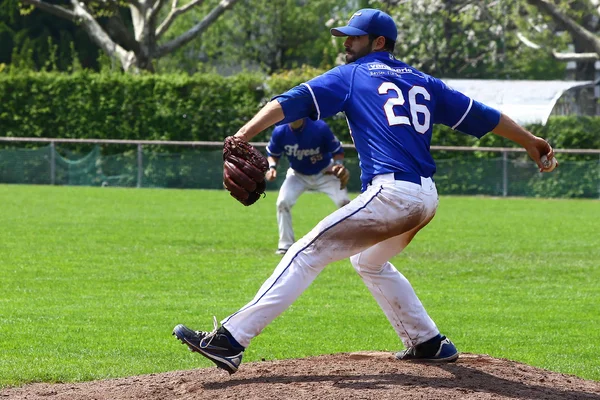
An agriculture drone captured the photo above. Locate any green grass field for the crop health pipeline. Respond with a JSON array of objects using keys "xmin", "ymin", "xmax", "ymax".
[{"xmin": 0, "ymin": 184, "xmax": 598, "ymax": 388}]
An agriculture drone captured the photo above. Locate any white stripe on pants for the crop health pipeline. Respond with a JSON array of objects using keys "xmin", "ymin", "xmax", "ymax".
[{"xmin": 223, "ymin": 174, "xmax": 440, "ymax": 348}]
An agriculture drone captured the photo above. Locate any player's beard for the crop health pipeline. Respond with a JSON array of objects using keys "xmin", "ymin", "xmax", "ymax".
[{"xmin": 345, "ymin": 45, "xmax": 372, "ymax": 63}]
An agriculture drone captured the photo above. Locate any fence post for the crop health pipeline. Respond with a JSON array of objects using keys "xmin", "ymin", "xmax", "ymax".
[
  {"xmin": 137, "ymin": 144, "xmax": 143, "ymax": 188},
  {"xmin": 502, "ymin": 150, "xmax": 508, "ymax": 197},
  {"xmin": 50, "ymin": 141, "xmax": 56, "ymax": 185}
]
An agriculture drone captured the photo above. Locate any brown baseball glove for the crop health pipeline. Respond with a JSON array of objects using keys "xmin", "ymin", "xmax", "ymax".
[
  {"xmin": 331, "ymin": 164, "xmax": 350, "ymax": 190},
  {"xmin": 223, "ymin": 136, "xmax": 269, "ymax": 206}
]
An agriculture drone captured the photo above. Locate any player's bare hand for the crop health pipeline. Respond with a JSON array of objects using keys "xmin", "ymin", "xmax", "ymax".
[
  {"xmin": 526, "ymin": 137, "xmax": 558, "ymax": 173},
  {"xmin": 266, "ymin": 168, "xmax": 277, "ymax": 181}
]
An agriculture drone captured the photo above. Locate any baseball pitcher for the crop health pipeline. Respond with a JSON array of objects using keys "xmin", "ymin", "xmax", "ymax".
[
  {"xmin": 174, "ymin": 8, "xmax": 557, "ymax": 374},
  {"xmin": 266, "ymin": 118, "xmax": 350, "ymax": 255}
]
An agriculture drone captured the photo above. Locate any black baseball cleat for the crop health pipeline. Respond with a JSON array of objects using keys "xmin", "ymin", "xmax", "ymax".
[
  {"xmin": 173, "ymin": 317, "xmax": 245, "ymax": 374},
  {"xmin": 395, "ymin": 334, "xmax": 459, "ymax": 362}
]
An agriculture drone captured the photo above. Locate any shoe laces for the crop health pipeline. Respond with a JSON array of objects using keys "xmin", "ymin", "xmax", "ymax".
[{"xmin": 199, "ymin": 316, "xmax": 219, "ymax": 349}]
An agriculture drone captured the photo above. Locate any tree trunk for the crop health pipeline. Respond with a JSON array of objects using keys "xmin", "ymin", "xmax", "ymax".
[
  {"xmin": 527, "ymin": 0, "xmax": 600, "ymax": 55},
  {"xmin": 21, "ymin": 0, "xmax": 241, "ymax": 72}
]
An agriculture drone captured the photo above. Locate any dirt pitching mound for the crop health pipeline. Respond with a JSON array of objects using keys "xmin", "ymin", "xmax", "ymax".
[{"xmin": 2, "ymin": 352, "xmax": 600, "ymax": 400}]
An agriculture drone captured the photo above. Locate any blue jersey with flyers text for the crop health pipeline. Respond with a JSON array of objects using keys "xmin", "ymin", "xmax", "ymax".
[
  {"xmin": 273, "ymin": 52, "xmax": 501, "ymax": 190},
  {"xmin": 266, "ymin": 119, "xmax": 343, "ymax": 176}
]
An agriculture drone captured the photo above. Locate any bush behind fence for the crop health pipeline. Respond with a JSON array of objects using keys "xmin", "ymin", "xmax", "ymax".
[
  {"xmin": 1, "ymin": 71, "xmax": 599, "ymax": 152},
  {"xmin": 0, "ymin": 144, "xmax": 597, "ymax": 199}
]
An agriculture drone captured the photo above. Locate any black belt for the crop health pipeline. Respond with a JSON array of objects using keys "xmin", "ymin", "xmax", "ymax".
[{"xmin": 393, "ymin": 171, "xmax": 422, "ymax": 185}]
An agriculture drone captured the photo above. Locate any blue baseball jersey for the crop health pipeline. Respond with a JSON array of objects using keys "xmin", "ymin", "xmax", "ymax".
[
  {"xmin": 266, "ymin": 118, "xmax": 343, "ymax": 176},
  {"xmin": 273, "ymin": 52, "xmax": 501, "ymax": 190}
]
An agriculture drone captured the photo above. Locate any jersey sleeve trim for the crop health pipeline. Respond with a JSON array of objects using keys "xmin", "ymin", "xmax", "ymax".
[
  {"xmin": 452, "ymin": 98, "xmax": 473, "ymax": 130},
  {"xmin": 301, "ymin": 83, "xmax": 321, "ymax": 120},
  {"xmin": 266, "ymin": 145, "xmax": 282, "ymax": 157}
]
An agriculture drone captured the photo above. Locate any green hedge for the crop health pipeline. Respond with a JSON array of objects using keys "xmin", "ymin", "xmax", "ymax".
[
  {"xmin": 2, "ymin": 70, "xmax": 599, "ymax": 151},
  {"xmin": 0, "ymin": 71, "xmax": 266, "ymax": 142}
]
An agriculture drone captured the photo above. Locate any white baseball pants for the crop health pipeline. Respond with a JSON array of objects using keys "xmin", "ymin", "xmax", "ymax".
[
  {"xmin": 276, "ymin": 168, "xmax": 350, "ymax": 251},
  {"xmin": 223, "ymin": 173, "xmax": 440, "ymax": 349}
]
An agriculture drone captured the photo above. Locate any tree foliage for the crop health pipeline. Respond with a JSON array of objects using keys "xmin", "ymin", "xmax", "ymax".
[
  {"xmin": 154, "ymin": 0, "xmax": 572, "ymax": 79},
  {"xmin": 0, "ymin": 0, "xmax": 100, "ymax": 71},
  {"xmin": 13, "ymin": 0, "xmax": 244, "ymax": 72},
  {"xmin": 156, "ymin": 0, "xmax": 352, "ymax": 74},
  {"xmin": 2, "ymin": 0, "xmax": 598, "ymax": 81},
  {"xmin": 378, "ymin": 0, "xmax": 567, "ymax": 79},
  {"xmin": 524, "ymin": 0, "xmax": 600, "ymax": 80}
]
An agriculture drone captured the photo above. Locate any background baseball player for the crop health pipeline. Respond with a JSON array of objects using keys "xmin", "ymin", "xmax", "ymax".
[
  {"xmin": 266, "ymin": 117, "xmax": 350, "ymax": 255},
  {"xmin": 174, "ymin": 8, "xmax": 557, "ymax": 374}
]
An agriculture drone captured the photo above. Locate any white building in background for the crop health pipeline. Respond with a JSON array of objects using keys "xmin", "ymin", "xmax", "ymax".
[{"xmin": 443, "ymin": 79, "xmax": 598, "ymax": 126}]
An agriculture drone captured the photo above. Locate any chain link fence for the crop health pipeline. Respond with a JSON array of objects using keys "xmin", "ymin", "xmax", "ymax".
[{"xmin": 0, "ymin": 137, "xmax": 598, "ymax": 199}]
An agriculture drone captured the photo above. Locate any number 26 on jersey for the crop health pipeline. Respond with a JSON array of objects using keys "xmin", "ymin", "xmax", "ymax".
[{"xmin": 378, "ymin": 82, "xmax": 431, "ymax": 134}]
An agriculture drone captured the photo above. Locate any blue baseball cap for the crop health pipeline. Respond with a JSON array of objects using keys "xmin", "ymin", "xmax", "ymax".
[{"xmin": 331, "ymin": 9, "xmax": 397, "ymax": 42}]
